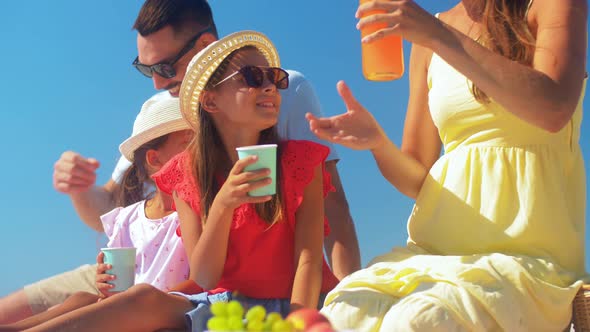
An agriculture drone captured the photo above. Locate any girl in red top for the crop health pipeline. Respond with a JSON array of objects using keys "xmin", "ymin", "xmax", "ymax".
[
  {"xmin": 20, "ymin": 30, "xmax": 338, "ymax": 332},
  {"xmin": 151, "ymin": 29, "xmax": 339, "ymax": 329}
]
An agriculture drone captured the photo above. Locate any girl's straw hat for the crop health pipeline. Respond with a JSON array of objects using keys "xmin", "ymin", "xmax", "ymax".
[
  {"xmin": 180, "ymin": 30, "xmax": 280, "ymax": 130},
  {"xmin": 119, "ymin": 92, "xmax": 190, "ymax": 161}
]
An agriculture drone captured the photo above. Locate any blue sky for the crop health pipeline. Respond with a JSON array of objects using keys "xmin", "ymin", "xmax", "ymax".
[{"xmin": 0, "ymin": 0, "xmax": 588, "ymax": 297}]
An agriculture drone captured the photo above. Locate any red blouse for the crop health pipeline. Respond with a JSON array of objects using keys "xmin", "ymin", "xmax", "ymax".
[{"xmin": 152, "ymin": 140, "xmax": 340, "ymax": 299}]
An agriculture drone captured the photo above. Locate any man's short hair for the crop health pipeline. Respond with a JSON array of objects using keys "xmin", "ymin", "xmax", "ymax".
[{"xmin": 133, "ymin": 0, "xmax": 218, "ymax": 38}]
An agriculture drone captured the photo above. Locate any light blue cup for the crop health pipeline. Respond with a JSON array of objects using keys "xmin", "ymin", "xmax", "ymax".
[
  {"xmin": 101, "ymin": 247, "xmax": 136, "ymax": 292},
  {"xmin": 236, "ymin": 144, "xmax": 277, "ymax": 196}
]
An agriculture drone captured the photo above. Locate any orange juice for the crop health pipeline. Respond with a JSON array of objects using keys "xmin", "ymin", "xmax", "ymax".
[{"xmin": 360, "ymin": 0, "xmax": 404, "ymax": 81}]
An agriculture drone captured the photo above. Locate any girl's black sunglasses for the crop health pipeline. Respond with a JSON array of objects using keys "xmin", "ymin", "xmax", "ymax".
[{"xmin": 213, "ymin": 66, "xmax": 290, "ymax": 90}]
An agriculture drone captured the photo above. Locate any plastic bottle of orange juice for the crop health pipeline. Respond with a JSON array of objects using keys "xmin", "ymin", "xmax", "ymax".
[{"xmin": 359, "ymin": 0, "xmax": 405, "ymax": 81}]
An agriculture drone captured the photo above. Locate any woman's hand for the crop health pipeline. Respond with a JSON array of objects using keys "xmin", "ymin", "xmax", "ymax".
[
  {"xmin": 306, "ymin": 81, "xmax": 387, "ymax": 151},
  {"xmin": 212, "ymin": 156, "xmax": 274, "ymax": 211},
  {"xmin": 356, "ymin": 0, "xmax": 444, "ymax": 48},
  {"xmin": 95, "ymin": 251, "xmax": 116, "ymax": 298}
]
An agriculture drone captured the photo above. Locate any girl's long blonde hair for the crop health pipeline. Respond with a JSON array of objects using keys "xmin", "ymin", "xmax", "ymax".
[
  {"xmin": 188, "ymin": 46, "xmax": 284, "ymax": 224},
  {"xmin": 472, "ymin": 0, "xmax": 536, "ymax": 102}
]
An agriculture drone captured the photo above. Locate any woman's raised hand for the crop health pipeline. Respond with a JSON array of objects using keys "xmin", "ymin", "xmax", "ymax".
[
  {"xmin": 306, "ymin": 81, "xmax": 387, "ymax": 151},
  {"xmin": 357, "ymin": 0, "xmax": 443, "ymax": 48},
  {"xmin": 213, "ymin": 156, "xmax": 273, "ymax": 210}
]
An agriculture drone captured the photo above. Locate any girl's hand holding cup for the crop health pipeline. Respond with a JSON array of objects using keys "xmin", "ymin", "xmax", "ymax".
[
  {"xmin": 97, "ymin": 248, "xmax": 136, "ymax": 294},
  {"xmin": 213, "ymin": 154, "xmax": 275, "ymax": 211},
  {"xmin": 95, "ymin": 251, "xmax": 116, "ymax": 298}
]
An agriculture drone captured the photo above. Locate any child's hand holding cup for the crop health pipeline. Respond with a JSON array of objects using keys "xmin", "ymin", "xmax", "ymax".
[
  {"xmin": 236, "ymin": 144, "xmax": 277, "ymax": 196},
  {"xmin": 100, "ymin": 247, "xmax": 136, "ymax": 292}
]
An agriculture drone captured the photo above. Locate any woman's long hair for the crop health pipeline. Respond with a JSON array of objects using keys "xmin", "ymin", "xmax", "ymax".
[
  {"xmin": 114, "ymin": 135, "xmax": 170, "ymax": 207},
  {"xmin": 471, "ymin": 0, "xmax": 536, "ymax": 102},
  {"xmin": 188, "ymin": 46, "xmax": 284, "ymax": 224}
]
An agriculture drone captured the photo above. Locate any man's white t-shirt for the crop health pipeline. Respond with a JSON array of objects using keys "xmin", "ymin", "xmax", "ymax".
[{"xmin": 112, "ymin": 70, "xmax": 338, "ymax": 182}]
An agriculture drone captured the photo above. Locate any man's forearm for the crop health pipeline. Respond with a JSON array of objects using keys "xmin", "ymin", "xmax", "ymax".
[
  {"xmin": 69, "ymin": 182, "xmax": 116, "ymax": 232},
  {"xmin": 324, "ymin": 162, "xmax": 361, "ymax": 280}
]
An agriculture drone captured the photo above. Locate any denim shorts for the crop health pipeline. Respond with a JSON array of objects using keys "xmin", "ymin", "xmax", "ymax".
[{"xmin": 170, "ymin": 291, "xmax": 326, "ymax": 332}]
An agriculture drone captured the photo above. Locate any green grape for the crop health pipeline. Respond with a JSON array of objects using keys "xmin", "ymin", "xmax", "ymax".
[
  {"xmin": 227, "ymin": 315, "xmax": 245, "ymax": 331},
  {"xmin": 207, "ymin": 316, "xmax": 229, "ymax": 331},
  {"xmin": 271, "ymin": 319, "xmax": 294, "ymax": 332},
  {"xmin": 227, "ymin": 300, "xmax": 245, "ymax": 318},
  {"xmin": 210, "ymin": 301, "xmax": 229, "ymax": 317},
  {"xmin": 245, "ymin": 305, "xmax": 267, "ymax": 323},
  {"xmin": 265, "ymin": 312, "xmax": 282, "ymax": 325},
  {"xmin": 247, "ymin": 319, "xmax": 264, "ymax": 332},
  {"xmin": 262, "ymin": 320, "xmax": 273, "ymax": 331},
  {"xmin": 263, "ymin": 312, "xmax": 282, "ymax": 331}
]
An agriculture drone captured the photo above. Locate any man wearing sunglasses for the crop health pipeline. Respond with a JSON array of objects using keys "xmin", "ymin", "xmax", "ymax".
[
  {"xmin": 2, "ymin": 0, "xmax": 359, "ymax": 322},
  {"xmin": 128, "ymin": 1, "xmax": 360, "ymax": 279}
]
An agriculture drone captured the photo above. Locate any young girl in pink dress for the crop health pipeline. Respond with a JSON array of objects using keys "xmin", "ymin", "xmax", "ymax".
[
  {"xmin": 98, "ymin": 92, "xmax": 193, "ymax": 296},
  {"xmin": 0, "ymin": 92, "xmax": 198, "ymax": 331},
  {"xmin": 19, "ymin": 30, "xmax": 338, "ymax": 332}
]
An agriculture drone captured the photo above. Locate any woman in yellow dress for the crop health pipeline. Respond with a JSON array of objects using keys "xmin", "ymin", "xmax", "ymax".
[{"xmin": 306, "ymin": 0, "xmax": 588, "ymax": 330}]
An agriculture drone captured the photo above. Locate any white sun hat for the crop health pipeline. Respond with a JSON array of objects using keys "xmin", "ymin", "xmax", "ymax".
[
  {"xmin": 180, "ymin": 30, "xmax": 280, "ymax": 131},
  {"xmin": 119, "ymin": 92, "xmax": 191, "ymax": 161}
]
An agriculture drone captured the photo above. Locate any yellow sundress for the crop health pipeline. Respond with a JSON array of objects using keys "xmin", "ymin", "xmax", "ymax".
[{"xmin": 320, "ymin": 52, "xmax": 587, "ymax": 331}]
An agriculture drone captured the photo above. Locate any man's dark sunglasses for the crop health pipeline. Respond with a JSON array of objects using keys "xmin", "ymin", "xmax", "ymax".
[
  {"xmin": 132, "ymin": 26, "xmax": 214, "ymax": 79},
  {"xmin": 213, "ymin": 66, "xmax": 290, "ymax": 90}
]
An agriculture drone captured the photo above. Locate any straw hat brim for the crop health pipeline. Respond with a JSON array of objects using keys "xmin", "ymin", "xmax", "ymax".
[
  {"xmin": 180, "ymin": 30, "xmax": 280, "ymax": 131},
  {"xmin": 119, "ymin": 118, "xmax": 190, "ymax": 162}
]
